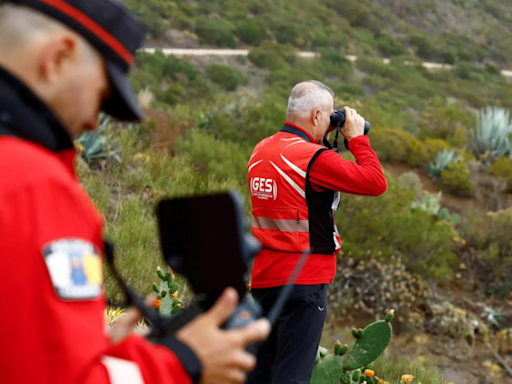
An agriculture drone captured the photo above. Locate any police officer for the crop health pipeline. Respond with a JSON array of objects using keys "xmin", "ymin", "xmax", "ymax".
[
  {"xmin": 247, "ymin": 80, "xmax": 387, "ymax": 384},
  {"xmin": 0, "ymin": 1, "xmax": 270, "ymax": 384}
]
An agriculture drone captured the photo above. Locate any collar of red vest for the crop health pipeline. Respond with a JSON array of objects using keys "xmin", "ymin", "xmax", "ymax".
[
  {"xmin": 282, "ymin": 122, "xmax": 316, "ymax": 143},
  {"xmin": 0, "ymin": 65, "xmax": 74, "ymax": 153}
]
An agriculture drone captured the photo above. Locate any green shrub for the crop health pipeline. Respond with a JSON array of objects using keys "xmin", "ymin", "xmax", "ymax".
[
  {"xmin": 234, "ymin": 19, "xmax": 266, "ymax": 45},
  {"xmin": 440, "ymin": 161, "xmax": 474, "ymax": 195},
  {"xmin": 407, "ymin": 138, "xmax": 451, "ymax": 168},
  {"xmin": 271, "ymin": 21, "xmax": 298, "ymax": 45},
  {"xmin": 398, "ymin": 171, "xmax": 423, "ymax": 194},
  {"xmin": 485, "ymin": 62, "xmax": 502, "ymax": 76},
  {"xmin": 356, "ymin": 56, "xmax": 402, "ymax": 81},
  {"xmin": 174, "ymin": 129, "xmax": 251, "ymax": 181},
  {"xmin": 447, "ymin": 126, "xmax": 470, "ymax": 148},
  {"xmin": 418, "ymin": 98, "xmax": 475, "ymax": 140},
  {"xmin": 163, "ymin": 83, "xmax": 186, "ymax": 105},
  {"xmin": 163, "ymin": 56, "xmax": 197, "ymax": 81},
  {"xmin": 336, "ymin": 174, "xmax": 457, "ymax": 280},
  {"xmin": 206, "ymin": 64, "xmax": 244, "ymax": 91},
  {"xmin": 136, "ymin": 50, "xmax": 167, "ymax": 79},
  {"xmin": 488, "ymin": 157, "xmax": 512, "ymax": 192},
  {"xmin": 443, "ymin": 51, "xmax": 456, "ymax": 65},
  {"xmin": 409, "ymin": 35, "xmax": 436, "ymax": 60},
  {"xmin": 370, "ymin": 128, "xmax": 423, "ymax": 165},
  {"xmin": 427, "ymin": 149, "xmax": 459, "ymax": 181},
  {"xmin": 195, "ymin": 17, "xmax": 236, "ymax": 48},
  {"xmin": 376, "ymin": 36, "xmax": 405, "ymax": 57},
  {"xmin": 248, "ymin": 41, "xmax": 297, "ymax": 69}
]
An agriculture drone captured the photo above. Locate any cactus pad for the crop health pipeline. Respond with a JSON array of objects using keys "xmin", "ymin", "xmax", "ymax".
[
  {"xmin": 340, "ymin": 371, "xmax": 352, "ymax": 384},
  {"xmin": 343, "ymin": 320, "xmax": 392, "ymax": 371},
  {"xmin": 311, "ymin": 354, "xmax": 344, "ymax": 384}
]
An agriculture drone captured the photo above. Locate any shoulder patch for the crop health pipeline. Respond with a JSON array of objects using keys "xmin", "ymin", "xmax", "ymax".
[{"xmin": 42, "ymin": 238, "xmax": 103, "ymax": 300}]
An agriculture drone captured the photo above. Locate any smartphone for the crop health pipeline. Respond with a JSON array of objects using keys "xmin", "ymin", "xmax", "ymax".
[{"xmin": 156, "ymin": 191, "xmax": 260, "ymax": 307}]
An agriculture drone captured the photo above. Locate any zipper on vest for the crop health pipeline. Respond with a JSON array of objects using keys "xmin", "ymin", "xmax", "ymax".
[{"xmin": 297, "ymin": 210, "xmax": 300, "ymax": 224}]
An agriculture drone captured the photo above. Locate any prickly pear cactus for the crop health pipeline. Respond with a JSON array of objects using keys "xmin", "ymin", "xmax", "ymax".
[
  {"xmin": 152, "ymin": 266, "xmax": 183, "ymax": 317},
  {"xmin": 310, "ymin": 310, "xmax": 394, "ymax": 384}
]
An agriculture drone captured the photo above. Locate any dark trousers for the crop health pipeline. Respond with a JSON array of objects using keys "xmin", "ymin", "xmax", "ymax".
[{"xmin": 247, "ymin": 284, "xmax": 328, "ymax": 384}]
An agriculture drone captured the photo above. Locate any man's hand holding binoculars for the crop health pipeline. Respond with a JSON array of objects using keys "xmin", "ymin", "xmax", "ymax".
[{"xmin": 339, "ymin": 107, "xmax": 365, "ymax": 142}]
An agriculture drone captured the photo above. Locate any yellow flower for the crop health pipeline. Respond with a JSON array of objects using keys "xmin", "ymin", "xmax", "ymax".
[
  {"xmin": 171, "ymin": 291, "xmax": 179, "ymax": 299},
  {"xmin": 365, "ymin": 369, "xmax": 375, "ymax": 378},
  {"xmin": 402, "ymin": 374, "xmax": 414, "ymax": 383}
]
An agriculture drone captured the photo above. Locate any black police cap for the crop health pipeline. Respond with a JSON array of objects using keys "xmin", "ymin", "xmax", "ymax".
[{"xmin": 6, "ymin": 0, "xmax": 146, "ymax": 121}]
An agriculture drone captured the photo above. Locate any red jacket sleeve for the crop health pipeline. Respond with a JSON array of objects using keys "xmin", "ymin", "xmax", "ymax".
[
  {"xmin": 82, "ymin": 335, "xmax": 199, "ymax": 384},
  {"xmin": 0, "ymin": 149, "xmax": 197, "ymax": 384},
  {"xmin": 308, "ymin": 136, "xmax": 387, "ymax": 196}
]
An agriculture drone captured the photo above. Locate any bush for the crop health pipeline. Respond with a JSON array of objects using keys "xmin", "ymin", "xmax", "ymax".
[
  {"xmin": 336, "ymin": 174, "xmax": 457, "ymax": 280},
  {"xmin": 418, "ymin": 98, "xmax": 475, "ymax": 140},
  {"xmin": 163, "ymin": 83, "xmax": 186, "ymax": 105},
  {"xmin": 356, "ymin": 56, "xmax": 402, "ymax": 81},
  {"xmin": 409, "ymin": 35, "xmax": 436, "ymax": 60},
  {"xmin": 398, "ymin": 171, "xmax": 423, "ymax": 194},
  {"xmin": 271, "ymin": 21, "xmax": 298, "ymax": 45},
  {"xmin": 407, "ymin": 138, "xmax": 451, "ymax": 168},
  {"xmin": 443, "ymin": 51, "xmax": 456, "ymax": 65},
  {"xmin": 234, "ymin": 19, "xmax": 266, "ymax": 45},
  {"xmin": 163, "ymin": 56, "xmax": 197, "ymax": 81},
  {"xmin": 440, "ymin": 161, "xmax": 474, "ymax": 195},
  {"xmin": 370, "ymin": 128, "xmax": 423, "ymax": 165},
  {"xmin": 488, "ymin": 157, "xmax": 512, "ymax": 192},
  {"xmin": 454, "ymin": 62, "xmax": 487, "ymax": 82},
  {"xmin": 485, "ymin": 62, "xmax": 502, "ymax": 76},
  {"xmin": 330, "ymin": 257, "xmax": 428, "ymax": 326},
  {"xmin": 376, "ymin": 36, "xmax": 405, "ymax": 57},
  {"xmin": 195, "ymin": 17, "xmax": 236, "ymax": 48},
  {"xmin": 427, "ymin": 149, "xmax": 459, "ymax": 181},
  {"xmin": 174, "ymin": 129, "xmax": 251, "ymax": 181},
  {"xmin": 248, "ymin": 41, "xmax": 297, "ymax": 69},
  {"xmin": 206, "ymin": 64, "xmax": 244, "ymax": 91}
]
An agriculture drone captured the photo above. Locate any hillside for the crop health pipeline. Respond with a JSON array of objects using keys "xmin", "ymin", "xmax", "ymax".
[
  {"xmin": 124, "ymin": 0, "xmax": 512, "ymax": 67},
  {"xmin": 74, "ymin": 1, "xmax": 512, "ymax": 383}
]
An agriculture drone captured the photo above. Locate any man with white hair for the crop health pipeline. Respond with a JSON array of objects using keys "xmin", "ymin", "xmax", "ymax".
[
  {"xmin": 247, "ymin": 80, "xmax": 387, "ymax": 384},
  {"xmin": 0, "ymin": 1, "xmax": 269, "ymax": 384}
]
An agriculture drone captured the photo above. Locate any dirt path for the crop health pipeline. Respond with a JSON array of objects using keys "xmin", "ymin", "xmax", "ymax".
[{"xmin": 140, "ymin": 48, "xmax": 512, "ymax": 78}]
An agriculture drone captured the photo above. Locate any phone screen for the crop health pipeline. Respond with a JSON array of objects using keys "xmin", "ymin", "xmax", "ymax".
[{"xmin": 156, "ymin": 192, "xmax": 250, "ymax": 306}]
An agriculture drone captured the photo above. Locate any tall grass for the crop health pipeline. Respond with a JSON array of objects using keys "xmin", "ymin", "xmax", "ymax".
[{"xmin": 78, "ymin": 127, "xmax": 245, "ymax": 300}]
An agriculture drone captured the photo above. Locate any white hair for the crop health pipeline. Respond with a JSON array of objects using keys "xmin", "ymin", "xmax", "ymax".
[{"xmin": 287, "ymin": 80, "xmax": 334, "ymax": 119}]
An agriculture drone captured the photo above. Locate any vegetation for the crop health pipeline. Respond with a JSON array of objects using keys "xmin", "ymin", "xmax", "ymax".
[
  {"xmin": 471, "ymin": 106, "xmax": 512, "ymax": 161},
  {"xmin": 426, "ymin": 149, "xmax": 459, "ymax": 181},
  {"xmin": 312, "ymin": 312, "xmax": 393, "ymax": 384},
  {"xmin": 123, "ymin": 0, "xmax": 512, "ymax": 67},
  {"xmin": 75, "ymin": 1, "xmax": 512, "ymax": 379}
]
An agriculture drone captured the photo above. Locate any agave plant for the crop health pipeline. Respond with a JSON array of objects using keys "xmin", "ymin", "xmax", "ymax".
[
  {"xmin": 426, "ymin": 149, "xmax": 459, "ymax": 180},
  {"xmin": 75, "ymin": 113, "xmax": 118, "ymax": 163},
  {"xmin": 411, "ymin": 191, "xmax": 442, "ymax": 216},
  {"xmin": 471, "ymin": 106, "xmax": 512, "ymax": 160}
]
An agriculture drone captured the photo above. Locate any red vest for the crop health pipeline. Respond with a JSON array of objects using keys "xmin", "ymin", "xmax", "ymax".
[{"xmin": 248, "ymin": 124, "xmax": 341, "ymax": 288}]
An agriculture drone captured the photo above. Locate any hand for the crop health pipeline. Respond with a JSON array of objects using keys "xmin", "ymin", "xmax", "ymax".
[
  {"xmin": 341, "ymin": 106, "xmax": 365, "ymax": 142},
  {"xmin": 177, "ymin": 288, "xmax": 271, "ymax": 384}
]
